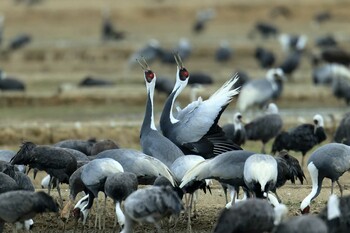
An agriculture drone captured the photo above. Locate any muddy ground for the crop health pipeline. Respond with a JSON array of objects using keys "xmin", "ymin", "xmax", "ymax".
[{"xmin": 1, "ymin": 0, "xmax": 350, "ymax": 232}]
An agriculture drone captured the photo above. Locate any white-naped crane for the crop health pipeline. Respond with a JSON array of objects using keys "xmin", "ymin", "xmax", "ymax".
[
  {"xmin": 213, "ymin": 198, "xmax": 288, "ymax": 233},
  {"xmin": 138, "ymin": 57, "xmax": 185, "ymax": 168},
  {"xmin": 104, "ymin": 172, "xmax": 138, "ymax": 231},
  {"xmin": 333, "ymin": 112, "xmax": 350, "ymax": 145},
  {"xmin": 170, "ymin": 155, "xmax": 211, "ymax": 232},
  {"xmin": 318, "ymin": 194, "xmax": 350, "ymax": 233},
  {"xmin": 244, "ymin": 153, "xmax": 278, "ymax": 198},
  {"xmin": 272, "ymin": 114, "xmax": 327, "ymax": 167},
  {"xmin": 94, "ymin": 148, "xmax": 176, "ymax": 186},
  {"xmin": 245, "ymin": 103, "xmax": 283, "ymax": 153},
  {"xmin": 180, "ymin": 150, "xmax": 255, "ymax": 208},
  {"xmin": 222, "ymin": 112, "xmax": 246, "ymax": 146},
  {"xmin": 0, "ymin": 190, "xmax": 58, "ymax": 233},
  {"xmin": 300, "ymin": 143, "xmax": 350, "ymax": 214},
  {"xmin": 121, "ymin": 186, "xmax": 183, "ymax": 233},
  {"xmin": 237, "ymin": 68, "xmax": 285, "ymax": 112},
  {"xmin": 72, "ymin": 158, "xmax": 124, "ymax": 230},
  {"xmin": 160, "ymin": 53, "xmax": 241, "ymax": 159},
  {"xmin": 10, "ymin": 141, "xmax": 77, "ymax": 205}
]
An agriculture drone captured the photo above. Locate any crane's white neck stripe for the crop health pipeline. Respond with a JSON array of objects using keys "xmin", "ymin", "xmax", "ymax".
[
  {"xmin": 149, "ymin": 82, "xmax": 157, "ymax": 130},
  {"xmin": 300, "ymin": 162, "xmax": 318, "ymax": 210}
]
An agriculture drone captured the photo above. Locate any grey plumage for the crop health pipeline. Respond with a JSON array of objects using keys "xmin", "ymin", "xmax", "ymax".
[
  {"xmin": 215, "ymin": 40, "xmax": 232, "ymax": 63},
  {"xmin": 95, "ymin": 148, "xmax": 176, "ymax": 186},
  {"xmin": 237, "ymin": 69, "xmax": 285, "ymax": 112},
  {"xmin": 222, "ymin": 112, "xmax": 246, "ymax": 146},
  {"xmin": 90, "ymin": 139, "xmax": 119, "ymax": 156},
  {"xmin": 2, "ymin": 164, "xmax": 34, "ymax": 191},
  {"xmin": 104, "ymin": 172, "xmax": 138, "ymax": 229},
  {"xmin": 11, "ymin": 141, "xmax": 77, "ymax": 205},
  {"xmin": 273, "ymin": 215, "xmax": 328, "ymax": 233},
  {"xmin": 245, "ymin": 103, "xmax": 283, "ymax": 153},
  {"xmin": 121, "ymin": 186, "xmax": 183, "ymax": 233},
  {"xmin": 0, "ymin": 149, "xmax": 25, "ymax": 173},
  {"xmin": 128, "ymin": 39, "xmax": 161, "ymax": 67},
  {"xmin": 300, "ymin": 143, "xmax": 350, "ymax": 213},
  {"xmin": 318, "ymin": 194, "xmax": 350, "ymax": 233},
  {"xmin": 54, "ymin": 138, "xmax": 96, "ymax": 156},
  {"xmin": 213, "ymin": 199, "xmax": 276, "ymax": 233},
  {"xmin": 0, "ymin": 172, "xmax": 19, "ymax": 194},
  {"xmin": 0, "ymin": 191, "xmax": 58, "ymax": 233},
  {"xmin": 333, "ymin": 112, "xmax": 350, "ymax": 145}
]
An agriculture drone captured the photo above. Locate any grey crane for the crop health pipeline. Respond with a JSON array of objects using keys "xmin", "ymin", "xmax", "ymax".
[
  {"xmin": 333, "ymin": 112, "xmax": 350, "ymax": 145},
  {"xmin": 11, "ymin": 141, "xmax": 77, "ymax": 205},
  {"xmin": 331, "ymin": 64, "xmax": 350, "ymax": 105},
  {"xmin": 53, "ymin": 138, "xmax": 97, "ymax": 156},
  {"xmin": 237, "ymin": 69, "xmax": 285, "ymax": 112},
  {"xmin": 160, "ymin": 38, "xmax": 192, "ymax": 64},
  {"xmin": 160, "ymin": 54, "xmax": 241, "ymax": 159},
  {"xmin": 73, "ymin": 158, "xmax": 124, "ymax": 229},
  {"xmin": 192, "ymin": 8, "xmax": 215, "ymax": 33},
  {"xmin": 121, "ymin": 186, "xmax": 183, "ymax": 233},
  {"xmin": 104, "ymin": 172, "xmax": 138, "ymax": 230},
  {"xmin": 312, "ymin": 63, "xmax": 334, "ymax": 85},
  {"xmin": 180, "ymin": 150, "xmax": 256, "ymax": 207},
  {"xmin": 245, "ymin": 103, "xmax": 283, "ymax": 153},
  {"xmin": 0, "ymin": 190, "xmax": 58, "ymax": 233},
  {"xmin": 101, "ymin": 8, "xmax": 124, "ymax": 41},
  {"xmin": 255, "ymin": 47, "xmax": 276, "ymax": 68},
  {"xmin": 300, "ymin": 143, "xmax": 350, "ymax": 214},
  {"xmin": 244, "ymin": 153, "xmax": 278, "ymax": 198},
  {"xmin": 271, "ymin": 114, "xmax": 327, "ymax": 167},
  {"xmin": 222, "ymin": 112, "xmax": 246, "ymax": 146},
  {"xmin": 138, "ymin": 58, "xmax": 185, "ymax": 168},
  {"xmin": 273, "ymin": 215, "xmax": 328, "ymax": 233},
  {"xmin": 278, "ymin": 33, "xmax": 308, "ymax": 53},
  {"xmin": 318, "ymin": 194, "xmax": 350, "ymax": 233},
  {"xmin": 213, "ymin": 198, "xmax": 288, "ymax": 233}
]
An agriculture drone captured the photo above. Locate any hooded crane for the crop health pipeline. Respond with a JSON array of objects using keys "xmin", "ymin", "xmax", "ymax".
[
  {"xmin": 213, "ymin": 198, "xmax": 288, "ymax": 233},
  {"xmin": 215, "ymin": 40, "xmax": 233, "ymax": 63},
  {"xmin": 272, "ymin": 151, "xmax": 305, "ymax": 202},
  {"xmin": 160, "ymin": 54, "xmax": 241, "ymax": 159},
  {"xmin": 300, "ymin": 143, "xmax": 350, "ymax": 214},
  {"xmin": 245, "ymin": 103, "xmax": 283, "ymax": 153},
  {"xmin": 53, "ymin": 138, "xmax": 97, "ymax": 156},
  {"xmin": 237, "ymin": 68, "xmax": 285, "ymax": 112},
  {"xmin": 73, "ymin": 158, "xmax": 124, "ymax": 230},
  {"xmin": 255, "ymin": 47, "xmax": 276, "ymax": 68},
  {"xmin": 244, "ymin": 153, "xmax": 278, "ymax": 198},
  {"xmin": 0, "ymin": 191, "xmax": 58, "ymax": 233},
  {"xmin": 273, "ymin": 215, "xmax": 328, "ymax": 233},
  {"xmin": 104, "ymin": 172, "xmax": 138, "ymax": 231},
  {"xmin": 10, "ymin": 141, "xmax": 77, "ymax": 205},
  {"xmin": 121, "ymin": 186, "xmax": 183, "ymax": 233},
  {"xmin": 333, "ymin": 112, "xmax": 350, "ymax": 145},
  {"xmin": 222, "ymin": 112, "xmax": 246, "ymax": 146},
  {"xmin": 2, "ymin": 164, "xmax": 34, "ymax": 191},
  {"xmin": 138, "ymin": 58, "xmax": 185, "ymax": 168},
  {"xmin": 318, "ymin": 194, "xmax": 350, "ymax": 233},
  {"xmin": 94, "ymin": 148, "xmax": 176, "ymax": 186},
  {"xmin": 0, "ymin": 172, "xmax": 19, "ymax": 194},
  {"xmin": 271, "ymin": 114, "xmax": 327, "ymax": 167},
  {"xmin": 0, "ymin": 70, "xmax": 25, "ymax": 91}
]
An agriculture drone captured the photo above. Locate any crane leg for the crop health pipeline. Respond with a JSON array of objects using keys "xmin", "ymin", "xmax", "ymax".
[
  {"xmin": 187, "ymin": 193, "xmax": 193, "ymax": 233},
  {"xmin": 102, "ymin": 195, "xmax": 107, "ymax": 229},
  {"xmin": 336, "ymin": 180, "xmax": 343, "ymax": 196},
  {"xmin": 56, "ymin": 180, "xmax": 63, "ymax": 207},
  {"xmin": 331, "ymin": 181, "xmax": 335, "ymax": 194},
  {"xmin": 48, "ymin": 175, "xmax": 53, "ymax": 195}
]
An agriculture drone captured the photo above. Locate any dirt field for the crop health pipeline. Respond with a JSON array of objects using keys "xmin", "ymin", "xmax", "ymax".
[{"xmin": 1, "ymin": 0, "xmax": 350, "ymax": 232}]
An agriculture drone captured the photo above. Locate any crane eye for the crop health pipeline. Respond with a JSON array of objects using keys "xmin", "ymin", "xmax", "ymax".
[
  {"xmin": 179, "ymin": 68, "xmax": 189, "ymax": 81},
  {"xmin": 145, "ymin": 70, "xmax": 155, "ymax": 83}
]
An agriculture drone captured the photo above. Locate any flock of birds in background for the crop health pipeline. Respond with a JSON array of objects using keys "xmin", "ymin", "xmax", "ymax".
[{"xmin": 1, "ymin": 2, "xmax": 350, "ymax": 233}]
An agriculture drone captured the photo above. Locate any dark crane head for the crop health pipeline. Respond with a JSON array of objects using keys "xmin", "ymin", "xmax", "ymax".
[
  {"xmin": 10, "ymin": 141, "xmax": 36, "ymax": 165},
  {"xmin": 34, "ymin": 191, "xmax": 59, "ymax": 213}
]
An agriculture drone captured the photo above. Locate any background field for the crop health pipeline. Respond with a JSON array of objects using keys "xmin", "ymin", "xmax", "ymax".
[{"xmin": 1, "ymin": 0, "xmax": 350, "ymax": 232}]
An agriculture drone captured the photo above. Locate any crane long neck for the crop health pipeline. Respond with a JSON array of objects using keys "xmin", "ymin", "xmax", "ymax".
[
  {"xmin": 115, "ymin": 201, "xmax": 125, "ymax": 226},
  {"xmin": 141, "ymin": 85, "xmax": 157, "ymax": 132},
  {"xmin": 160, "ymin": 87, "xmax": 180, "ymax": 134},
  {"xmin": 301, "ymin": 162, "xmax": 322, "ymax": 209}
]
